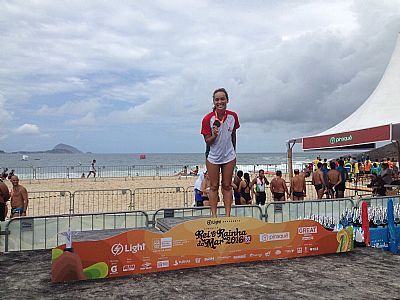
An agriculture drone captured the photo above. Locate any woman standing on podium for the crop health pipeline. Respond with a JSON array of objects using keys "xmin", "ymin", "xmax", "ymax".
[{"xmin": 201, "ymin": 88, "xmax": 240, "ymax": 218}]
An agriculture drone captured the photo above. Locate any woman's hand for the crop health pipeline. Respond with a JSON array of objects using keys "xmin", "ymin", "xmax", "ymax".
[{"xmin": 212, "ymin": 126, "xmax": 219, "ymax": 137}]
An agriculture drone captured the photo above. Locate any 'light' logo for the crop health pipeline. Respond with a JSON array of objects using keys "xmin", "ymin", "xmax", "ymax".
[{"xmin": 111, "ymin": 243, "xmax": 124, "ymax": 256}]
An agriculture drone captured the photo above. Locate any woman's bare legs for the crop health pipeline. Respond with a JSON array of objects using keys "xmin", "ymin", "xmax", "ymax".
[
  {"xmin": 221, "ymin": 159, "xmax": 236, "ymax": 217},
  {"xmin": 206, "ymin": 160, "xmax": 221, "ymax": 218}
]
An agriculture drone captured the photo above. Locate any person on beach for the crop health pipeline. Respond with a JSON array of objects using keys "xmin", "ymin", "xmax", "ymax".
[
  {"xmin": 232, "ymin": 170, "xmax": 243, "ymax": 205},
  {"xmin": 176, "ymin": 166, "xmax": 188, "ymax": 176},
  {"xmin": 0, "ymin": 177, "xmax": 10, "ymax": 221},
  {"xmin": 312, "ymin": 162, "xmax": 325, "ymax": 199},
  {"xmin": 1, "ymin": 168, "xmax": 8, "ymax": 180},
  {"xmin": 200, "ymin": 171, "xmax": 211, "ymax": 206},
  {"xmin": 364, "ymin": 158, "xmax": 372, "ymax": 175},
  {"xmin": 336, "ymin": 160, "xmax": 348, "ymax": 198},
  {"xmin": 87, "ymin": 159, "xmax": 97, "ymax": 178},
  {"xmin": 201, "ymin": 88, "xmax": 240, "ymax": 217},
  {"xmin": 250, "ymin": 169, "xmax": 269, "ymax": 206},
  {"xmin": 270, "ymin": 170, "xmax": 289, "ymax": 201},
  {"xmin": 380, "ymin": 163, "xmax": 393, "ymax": 185},
  {"xmin": 193, "ymin": 169, "xmax": 207, "ymax": 206},
  {"xmin": 290, "ymin": 169, "xmax": 306, "ymax": 200},
  {"xmin": 327, "ymin": 162, "xmax": 342, "ymax": 198},
  {"xmin": 190, "ymin": 166, "xmax": 199, "ymax": 176},
  {"xmin": 10, "ymin": 175, "xmax": 29, "ymax": 218},
  {"xmin": 239, "ymin": 172, "xmax": 252, "ymax": 204},
  {"xmin": 7, "ymin": 169, "xmax": 15, "ymax": 180}
]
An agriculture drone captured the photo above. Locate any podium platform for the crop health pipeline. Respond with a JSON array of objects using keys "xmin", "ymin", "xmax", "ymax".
[
  {"xmin": 71, "ymin": 227, "xmax": 160, "ymax": 242},
  {"xmin": 156, "ymin": 216, "xmax": 205, "ymax": 232}
]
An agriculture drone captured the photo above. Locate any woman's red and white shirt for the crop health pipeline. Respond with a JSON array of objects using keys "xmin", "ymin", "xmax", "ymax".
[{"xmin": 201, "ymin": 110, "xmax": 240, "ymax": 164}]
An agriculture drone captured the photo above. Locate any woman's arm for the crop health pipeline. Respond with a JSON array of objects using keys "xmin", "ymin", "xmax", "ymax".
[{"xmin": 231, "ymin": 130, "xmax": 237, "ymax": 150}]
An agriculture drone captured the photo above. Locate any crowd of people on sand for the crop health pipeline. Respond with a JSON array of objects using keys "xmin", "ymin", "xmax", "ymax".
[
  {"xmin": 193, "ymin": 167, "xmax": 307, "ymax": 208},
  {"xmin": 308, "ymin": 155, "xmax": 400, "ymax": 198},
  {"xmin": 192, "ymin": 155, "xmax": 400, "ymax": 208}
]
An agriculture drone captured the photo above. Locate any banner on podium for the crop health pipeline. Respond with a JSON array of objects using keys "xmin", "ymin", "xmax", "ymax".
[{"xmin": 51, "ymin": 217, "xmax": 353, "ymax": 282}]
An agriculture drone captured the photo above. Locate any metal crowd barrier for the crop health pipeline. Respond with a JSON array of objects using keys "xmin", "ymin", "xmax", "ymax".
[
  {"xmin": 3, "ymin": 194, "xmax": 400, "ymax": 253},
  {"xmin": 4, "ymin": 163, "xmax": 317, "ymax": 180},
  {"xmin": 23, "ymin": 184, "xmax": 383, "ymax": 218},
  {"xmin": 265, "ymin": 198, "xmax": 355, "ymax": 223},
  {"xmin": 28, "ymin": 191, "xmax": 73, "ymax": 216},
  {"xmin": 1, "ymin": 210, "xmax": 149, "ymax": 252},
  {"xmin": 26, "ymin": 187, "xmax": 190, "ymax": 217},
  {"xmin": 151, "ymin": 205, "xmax": 264, "ymax": 226},
  {"xmin": 72, "ymin": 189, "xmax": 133, "ymax": 214},
  {"xmin": 133, "ymin": 187, "xmax": 187, "ymax": 211},
  {"xmin": 355, "ymin": 195, "xmax": 400, "ymax": 208},
  {"xmin": 6, "ymin": 164, "xmax": 191, "ymax": 180}
]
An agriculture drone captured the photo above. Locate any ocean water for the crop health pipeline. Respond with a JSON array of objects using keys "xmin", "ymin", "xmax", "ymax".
[
  {"xmin": 0, "ymin": 152, "xmax": 336, "ymax": 169},
  {"xmin": 0, "ymin": 152, "xmax": 341, "ymax": 179}
]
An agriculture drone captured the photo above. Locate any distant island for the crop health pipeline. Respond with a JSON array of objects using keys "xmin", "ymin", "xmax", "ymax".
[{"xmin": 10, "ymin": 143, "xmax": 83, "ymax": 154}]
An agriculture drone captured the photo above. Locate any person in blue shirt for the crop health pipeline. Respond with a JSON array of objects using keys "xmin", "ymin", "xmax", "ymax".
[{"xmin": 371, "ymin": 163, "xmax": 379, "ymax": 176}]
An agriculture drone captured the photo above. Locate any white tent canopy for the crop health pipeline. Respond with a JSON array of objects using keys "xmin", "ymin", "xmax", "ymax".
[
  {"xmin": 290, "ymin": 33, "xmax": 400, "ymax": 151},
  {"xmin": 320, "ymin": 33, "xmax": 400, "ymax": 135},
  {"xmin": 286, "ymin": 33, "xmax": 400, "ymax": 178}
]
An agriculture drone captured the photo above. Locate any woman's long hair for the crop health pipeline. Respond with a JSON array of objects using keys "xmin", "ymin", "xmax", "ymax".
[{"xmin": 244, "ymin": 172, "xmax": 250, "ymax": 184}]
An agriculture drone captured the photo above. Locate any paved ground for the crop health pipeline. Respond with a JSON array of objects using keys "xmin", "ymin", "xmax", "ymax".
[{"xmin": 1, "ymin": 247, "xmax": 399, "ymax": 299}]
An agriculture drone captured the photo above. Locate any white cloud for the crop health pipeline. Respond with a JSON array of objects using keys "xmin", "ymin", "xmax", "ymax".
[
  {"xmin": 0, "ymin": 94, "xmax": 11, "ymax": 120},
  {"xmin": 0, "ymin": 94, "xmax": 12, "ymax": 140},
  {"xmin": 67, "ymin": 112, "xmax": 96, "ymax": 126},
  {"xmin": 37, "ymin": 98, "xmax": 102, "ymax": 116},
  {"xmin": 1, "ymin": 1, "xmax": 400, "ymax": 151},
  {"xmin": 14, "ymin": 123, "xmax": 41, "ymax": 135}
]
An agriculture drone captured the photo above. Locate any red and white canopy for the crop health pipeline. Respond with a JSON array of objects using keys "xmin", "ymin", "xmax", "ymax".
[{"xmin": 292, "ymin": 33, "xmax": 400, "ymax": 151}]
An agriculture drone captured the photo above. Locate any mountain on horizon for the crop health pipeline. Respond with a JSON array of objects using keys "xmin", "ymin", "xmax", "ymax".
[
  {"xmin": 51, "ymin": 143, "xmax": 83, "ymax": 154},
  {"xmin": 10, "ymin": 143, "xmax": 83, "ymax": 154}
]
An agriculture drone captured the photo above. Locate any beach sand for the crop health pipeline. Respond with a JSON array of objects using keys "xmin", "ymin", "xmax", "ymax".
[
  {"xmin": 2, "ymin": 176, "xmax": 197, "ymax": 216},
  {"xmin": 2, "ymin": 175, "xmax": 371, "ymax": 217}
]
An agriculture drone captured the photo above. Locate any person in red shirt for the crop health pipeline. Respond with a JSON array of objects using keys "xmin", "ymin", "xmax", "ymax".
[{"xmin": 201, "ymin": 88, "xmax": 240, "ymax": 218}]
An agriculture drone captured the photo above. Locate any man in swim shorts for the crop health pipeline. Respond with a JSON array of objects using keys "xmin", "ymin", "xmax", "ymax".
[
  {"xmin": 290, "ymin": 169, "xmax": 306, "ymax": 201},
  {"xmin": 312, "ymin": 162, "xmax": 325, "ymax": 199},
  {"xmin": 10, "ymin": 175, "xmax": 29, "ymax": 218},
  {"xmin": 270, "ymin": 170, "xmax": 289, "ymax": 201},
  {"xmin": 327, "ymin": 162, "xmax": 342, "ymax": 198}
]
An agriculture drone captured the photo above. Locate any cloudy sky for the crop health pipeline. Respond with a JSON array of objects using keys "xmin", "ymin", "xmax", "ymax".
[{"xmin": 1, "ymin": 0, "xmax": 400, "ymax": 153}]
